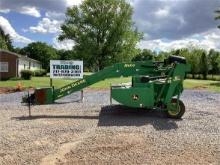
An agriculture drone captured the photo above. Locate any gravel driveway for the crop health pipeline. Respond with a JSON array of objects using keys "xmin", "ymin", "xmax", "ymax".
[{"xmin": 0, "ymin": 89, "xmax": 219, "ymax": 165}]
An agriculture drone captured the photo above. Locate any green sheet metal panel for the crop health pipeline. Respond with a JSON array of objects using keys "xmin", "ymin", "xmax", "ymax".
[{"xmin": 111, "ymin": 84, "xmax": 154, "ymax": 108}]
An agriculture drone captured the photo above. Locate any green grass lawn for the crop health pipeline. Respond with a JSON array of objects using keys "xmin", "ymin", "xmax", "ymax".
[
  {"xmin": 184, "ymin": 79, "xmax": 220, "ymax": 92},
  {"xmin": 0, "ymin": 77, "xmax": 73, "ymax": 89},
  {"xmin": 0, "ymin": 76, "xmax": 219, "ymax": 92}
]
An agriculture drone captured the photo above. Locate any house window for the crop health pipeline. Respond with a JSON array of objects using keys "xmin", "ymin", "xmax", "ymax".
[{"xmin": 0, "ymin": 62, "xmax": 8, "ymax": 72}]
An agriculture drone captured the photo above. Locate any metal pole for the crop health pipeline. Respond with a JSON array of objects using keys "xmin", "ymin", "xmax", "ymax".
[
  {"xmin": 28, "ymin": 90, "xmax": 31, "ymax": 117},
  {"xmin": 50, "ymin": 78, "xmax": 53, "ymax": 87},
  {"xmin": 110, "ymin": 84, "xmax": 112, "ymax": 105},
  {"xmin": 81, "ymin": 90, "xmax": 84, "ymax": 102}
]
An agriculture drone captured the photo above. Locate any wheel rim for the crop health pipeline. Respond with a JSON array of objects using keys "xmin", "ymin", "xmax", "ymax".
[{"xmin": 167, "ymin": 102, "xmax": 180, "ymax": 116}]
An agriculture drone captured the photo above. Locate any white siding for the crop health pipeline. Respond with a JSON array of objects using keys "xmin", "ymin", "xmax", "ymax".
[
  {"xmin": 18, "ymin": 58, "xmax": 41, "ymax": 76},
  {"xmin": 30, "ymin": 62, "xmax": 41, "ymax": 70}
]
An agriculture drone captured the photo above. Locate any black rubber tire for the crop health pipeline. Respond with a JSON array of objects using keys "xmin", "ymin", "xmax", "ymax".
[{"xmin": 167, "ymin": 98, "xmax": 185, "ymax": 119}]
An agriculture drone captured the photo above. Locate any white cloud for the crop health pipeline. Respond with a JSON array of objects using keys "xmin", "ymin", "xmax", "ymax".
[
  {"xmin": 20, "ymin": 6, "xmax": 41, "ymax": 17},
  {"xmin": 138, "ymin": 29, "xmax": 220, "ymax": 52},
  {"xmin": 0, "ymin": 16, "xmax": 33, "ymax": 44},
  {"xmin": 133, "ymin": 0, "xmax": 220, "ymax": 40},
  {"xmin": 1, "ymin": 0, "xmax": 219, "ymax": 51},
  {"xmin": 28, "ymin": 18, "xmax": 62, "ymax": 34},
  {"xmin": 65, "ymin": 0, "xmax": 83, "ymax": 7},
  {"xmin": 0, "ymin": 9, "xmax": 10, "ymax": 13},
  {"xmin": 53, "ymin": 37, "xmax": 75, "ymax": 50},
  {"xmin": 155, "ymin": 7, "xmax": 170, "ymax": 17},
  {"xmin": 0, "ymin": 5, "xmax": 41, "ymax": 17},
  {"xmin": 26, "ymin": 0, "xmax": 84, "ymax": 34},
  {"xmin": 45, "ymin": 11, "xmax": 65, "ymax": 20}
]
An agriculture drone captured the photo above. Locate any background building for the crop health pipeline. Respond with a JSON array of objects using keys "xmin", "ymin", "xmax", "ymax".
[{"xmin": 0, "ymin": 49, "xmax": 42, "ymax": 80}]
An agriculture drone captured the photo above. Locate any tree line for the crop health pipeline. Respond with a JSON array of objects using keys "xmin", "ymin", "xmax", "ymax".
[
  {"xmin": 132, "ymin": 48, "xmax": 220, "ymax": 80},
  {"xmin": 3, "ymin": 40, "xmax": 219, "ymax": 80},
  {"xmin": 0, "ymin": 0, "xmax": 220, "ymax": 80}
]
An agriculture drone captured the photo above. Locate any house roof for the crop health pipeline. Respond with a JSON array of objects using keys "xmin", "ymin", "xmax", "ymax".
[{"xmin": 0, "ymin": 49, "xmax": 41, "ymax": 64}]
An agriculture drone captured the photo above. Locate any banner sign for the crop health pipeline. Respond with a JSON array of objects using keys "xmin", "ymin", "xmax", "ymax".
[{"xmin": 50, "ymin": 60, "xmax": 83, "ymax": 79}]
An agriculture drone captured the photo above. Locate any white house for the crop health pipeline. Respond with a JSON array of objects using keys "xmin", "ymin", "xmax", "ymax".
[{"xmin": 0, "ymin": 49, "xmax": 42, "ymax": 80}]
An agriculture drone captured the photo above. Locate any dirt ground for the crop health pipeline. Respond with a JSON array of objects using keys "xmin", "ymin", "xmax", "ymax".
[
  {"xmin": 0, "ymin": 87, "xmax": 17, "ymax": 94},
  {"xmin": 0, "ymin": 87, "xmax": 34, "ymax": 94},
  {"xmin": 0, "ymin": 89, "xmax": 219, "ymax": 165}
]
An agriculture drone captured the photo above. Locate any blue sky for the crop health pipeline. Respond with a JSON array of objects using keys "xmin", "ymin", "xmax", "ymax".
[
  {"xmin": 0, "ymin": 9, "xmax": 62, "ymax": 47},
  {"xmin": 1, "ymin": 11, "xmax": 53, "ymax": 46},
  {"xmin": 0, "ymin": 0, "xmax": 220, "ymax": 51}
]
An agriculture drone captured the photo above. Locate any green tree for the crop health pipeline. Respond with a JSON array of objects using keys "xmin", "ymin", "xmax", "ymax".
[
  {"xmin": 13, "ymin": 47, "xmax": 22, "ymax": 54},
  {"xmin": 0, "ymin": 26, "xmax": 13, "ymax": 51},
  {"xmin": 208, "ymin": 49, "xmax": 220, "ymax": 77},
  {"xmin": 186, "ymin": 48, "xmax": 209, "ymax": 79},
  {"xmin": 169, "ymin": 48, "xmax": 201, "ymax": 78},
  {"xmin": 0, "ymin": 37, "xmax": 8, "ymax": 50},
  {"xmin": 59, "ymin": 0, "xmax": 142, "ymax": 70},
  {"xmin": 57, "ymin": 49, "xmax": 77, "ymax": 60},
  {"xmin": 155, "ymin": 51, "xmax": 170, "ymax": 61},
  {"xmin": 132, "ymin": 49, "xmax": 155, "ymax": 61},
  {"xmin": 170, "ymin": 48, "xmax": 189, "ymax": 57},
  {"xmin": 20, "ymin": 42, "xmax": 58, "ymax": 70},
  {"xmin": 199, "ymin": 51, "xmax": 209, "ymax": 80}
]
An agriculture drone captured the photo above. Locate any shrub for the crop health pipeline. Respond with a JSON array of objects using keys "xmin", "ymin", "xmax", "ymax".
[
  {"xmin": 33, "ymin": 69, "xmax": 47, "ymax": 77},
  {"xmin": 20, "ymin": 70, "xmax": 33, "ymax": 80}
]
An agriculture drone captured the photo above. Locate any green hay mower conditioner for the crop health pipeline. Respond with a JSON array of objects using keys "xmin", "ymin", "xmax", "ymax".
[{"xmin": 23, "ymin": 55, "xmax": 191, "ymax": 119}]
